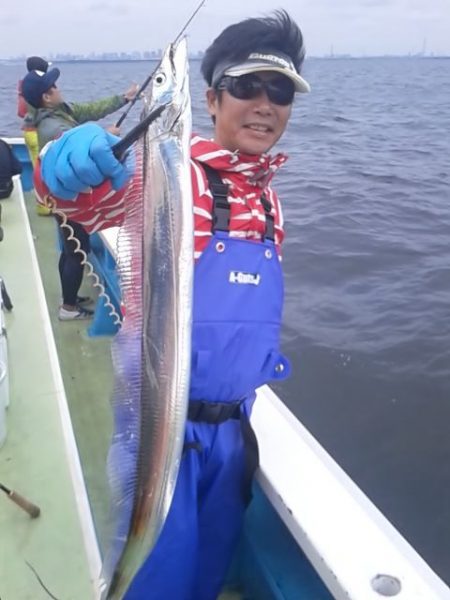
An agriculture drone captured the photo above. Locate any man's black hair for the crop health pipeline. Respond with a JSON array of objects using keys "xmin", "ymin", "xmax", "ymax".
[
  {"xmin": 26, "ymin": 56, "xmax": 49, "ymax": 73},
  {"xmin": 201, "ymin": 10, "xmax": 306, "ymax": 86}
]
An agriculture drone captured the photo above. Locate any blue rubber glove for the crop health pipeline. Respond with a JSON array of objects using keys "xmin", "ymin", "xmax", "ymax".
[{"xmin": 41, "ymin": 123, "xmax": 135, "ymax": 200}]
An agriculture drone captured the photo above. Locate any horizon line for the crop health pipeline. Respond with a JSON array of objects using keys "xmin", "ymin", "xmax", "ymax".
[{"xmin": 1, "ymin": 53, "xmax": 450, "ymax": 62}]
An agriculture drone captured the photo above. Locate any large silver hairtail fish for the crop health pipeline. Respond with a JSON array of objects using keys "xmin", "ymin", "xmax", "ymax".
[{"xmin": 100, "ymin": 37, "xmax": 193, "ymax": 599}]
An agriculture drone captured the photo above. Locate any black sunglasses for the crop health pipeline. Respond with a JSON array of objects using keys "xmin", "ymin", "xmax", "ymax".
[{"xmin": 217, "ymin": 73, "xmax": 295, "ymax": 106}]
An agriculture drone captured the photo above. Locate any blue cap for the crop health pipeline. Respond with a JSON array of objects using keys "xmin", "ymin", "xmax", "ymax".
[{"xmin": 22, "ymin": 68, "xmax": 60, "ymax": 109}]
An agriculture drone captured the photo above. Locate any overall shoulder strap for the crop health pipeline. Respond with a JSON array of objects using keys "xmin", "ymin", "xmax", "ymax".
[
  {"xmin": 202, "ymin": 163, "xmax": 275, "ymax": 240},
  {"xmin": 201, "ymin": 163, "xmax": 230, "ymax": 233},
  {"xmin": 259, "ymin": 192, "xmax": 275, "ymax": 242}
]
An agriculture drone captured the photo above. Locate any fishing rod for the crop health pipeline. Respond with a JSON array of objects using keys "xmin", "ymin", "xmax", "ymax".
[
  {"xmin": 115, "ymin": 72, "xmax": 153, "ymax": 129},
  {"xmin": 173, "ymin": 0, "xmax": 206, "ymax": 45},
  {"xmin": 0, "ymin": 482, "xmax": 41, "ymax": 518},
  {"xmin": 114, "ymin": 0, "xmax": 206, "ymax": 128},
  {"xmin": 112, "ymin": 103, "xmax": 167, "ymax": 160}
]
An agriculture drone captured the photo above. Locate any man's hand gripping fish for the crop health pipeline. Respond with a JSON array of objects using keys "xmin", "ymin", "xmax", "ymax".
[{"xmin": 100, "ymin": 37, "xmax": 193, "ymax": 599}]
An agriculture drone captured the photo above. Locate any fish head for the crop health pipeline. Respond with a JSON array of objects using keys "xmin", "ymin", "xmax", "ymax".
[{"xmin": 142, "ymin": 37, "xmax": 189, "ymax": 128}]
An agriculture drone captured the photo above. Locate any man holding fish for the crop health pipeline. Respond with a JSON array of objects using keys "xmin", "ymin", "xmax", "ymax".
[{"xmin": 34, "ymin": 10, "xmax": 310, "ymax": 599}]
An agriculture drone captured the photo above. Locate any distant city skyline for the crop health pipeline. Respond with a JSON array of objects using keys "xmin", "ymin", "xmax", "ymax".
[{"xmin": 3, "ymin": 47, "xmax": 449, "ymax": 63}]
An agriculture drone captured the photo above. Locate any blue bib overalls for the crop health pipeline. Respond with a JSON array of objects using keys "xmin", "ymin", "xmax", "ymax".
[{"xmin": 125, "ymin": 166, "xmax": 289, "ymax": 600}]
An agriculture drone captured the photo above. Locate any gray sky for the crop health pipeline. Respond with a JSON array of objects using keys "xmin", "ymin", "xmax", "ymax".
[{"xmin": 1, "ymin": 0, "xmax": 449, "ymax": 58}]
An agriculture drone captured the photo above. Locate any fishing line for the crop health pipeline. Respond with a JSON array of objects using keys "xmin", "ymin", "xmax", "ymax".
[
  {"xmin": 43, "ymin": 198, "xmax": 122, "ymax": 326},
  {"xmin": 114, "ymin": 0, "xmax": 206, "ymax": 129},
  {"xmin": 25, "ymin": 561, "xmax": 61, "ymax": 600}
]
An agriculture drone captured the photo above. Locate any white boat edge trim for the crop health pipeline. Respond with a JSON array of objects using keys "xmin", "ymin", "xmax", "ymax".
[{"xmin": 253, "ymin": 385, "xmax": 450, "ymax": 599}]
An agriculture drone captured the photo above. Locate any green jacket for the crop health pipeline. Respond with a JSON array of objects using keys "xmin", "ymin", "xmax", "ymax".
[{"xmin": 33, "ymin": 94, "xmax": 127, "ymax": 150}]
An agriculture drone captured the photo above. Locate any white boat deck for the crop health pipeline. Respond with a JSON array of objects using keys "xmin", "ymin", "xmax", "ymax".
[{"xmin": 0, "ymin": 177, "xmax": 101, "ymax": 599}]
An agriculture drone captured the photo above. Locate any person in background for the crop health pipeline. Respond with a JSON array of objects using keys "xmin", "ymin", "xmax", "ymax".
[
  {"xmin": 18, "ymin": 56, "xmax": 50, "ymax": 166},
  {"xmin": 18, "ymin": 56, "xmax": 52, "ymax": 215},
  {"xmin": 0, "ymin": 138, "xmax": 22, "ymax": 200},
  {"xmin": 34, "ymin": 10, "xmax": 309, "ymax": 597},
  {"xmin": 22, "ymin": 67, "xmax": 138, "ymax": 321}
]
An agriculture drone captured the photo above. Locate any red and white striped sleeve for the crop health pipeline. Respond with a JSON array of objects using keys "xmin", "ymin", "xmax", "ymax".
[{"xmin": 33, "ymin": 159, "xmax": 127, "ymax": 233}]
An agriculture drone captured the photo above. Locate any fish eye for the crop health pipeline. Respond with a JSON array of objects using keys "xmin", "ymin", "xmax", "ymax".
[{"xmin": 154, "ymin": 72, "xmax": 166, "ymax": 86}]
